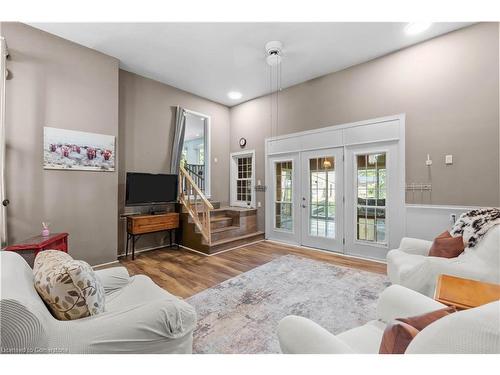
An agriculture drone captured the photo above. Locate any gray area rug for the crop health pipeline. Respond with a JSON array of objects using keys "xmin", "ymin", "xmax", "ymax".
[{"xmin": 187, "ymin": 254, "xmax": 390, "ymax": 354}]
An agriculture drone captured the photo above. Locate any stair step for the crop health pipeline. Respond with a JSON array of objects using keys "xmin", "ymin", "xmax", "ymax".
[
  {"xmin": 211, "ymin": 225, "xmax": 239, "ymax": 234},
  {"xmin": 210, "ymin": 231, "xmax": 265, "ymax": 246},
  {"xmin": 206, "ymin": 231, "xmax": 266, "ymax": 254},
  {"xmin": 210, "ymin": 216, "xmax": 232, "ymax": 223},
  {"xmin": 191, "ymin": 216, "xmax": 233, "ymax": 232}
]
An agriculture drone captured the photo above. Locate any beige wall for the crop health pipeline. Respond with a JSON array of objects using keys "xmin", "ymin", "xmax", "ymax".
[
  {"xmin": 2, "ymin": 23, "xmax": 119, "ymax": 266},
  {"xmin": 118, "ymin": 70, "xmax": 230, "ymax": 254},
  {"xmin": 230, "ymin": 23, "xmax": 500, "ymax": 231}
]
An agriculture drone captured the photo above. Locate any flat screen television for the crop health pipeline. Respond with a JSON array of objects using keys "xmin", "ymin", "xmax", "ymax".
[{"xmin": 125, "ymin": 172, "xmax": 178, "ymax": 206}]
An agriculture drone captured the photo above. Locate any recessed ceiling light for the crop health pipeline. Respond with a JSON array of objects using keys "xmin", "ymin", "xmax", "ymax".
[
  {"xmin": 228, "ymin": 91, "xmax": 242, "ymax": 100},
  {"xmin": 404, "ymin": 22, "xmax": 432, "ymax": 35}
]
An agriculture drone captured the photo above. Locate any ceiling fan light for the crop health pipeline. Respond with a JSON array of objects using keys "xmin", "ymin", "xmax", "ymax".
[
  {"xmin": 228, "ymin": 91, "xmax": 242, "ymax": 100},
  {"xmin": 266, "ymin": 54, "xmax": 282, "ymax": 66},
  {"xmin": 404, "ymin": 22, "xmax": 432, "ymax": 35}
]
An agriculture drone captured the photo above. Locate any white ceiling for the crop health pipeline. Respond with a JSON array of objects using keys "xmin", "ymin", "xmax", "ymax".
[{"xmin": 30, "ymin": 22, "xmax": 473, "ymax": 106}]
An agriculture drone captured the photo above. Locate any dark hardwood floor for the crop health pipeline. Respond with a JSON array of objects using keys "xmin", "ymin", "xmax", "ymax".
[{"xmin": 113, "ymin": 240, "xmax": 386, "ymax": 299}]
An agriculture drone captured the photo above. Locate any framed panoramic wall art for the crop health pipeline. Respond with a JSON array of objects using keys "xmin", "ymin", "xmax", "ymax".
[{"xmin": 43, "ymin": 127, "xmax": 115, "ymax": 171}]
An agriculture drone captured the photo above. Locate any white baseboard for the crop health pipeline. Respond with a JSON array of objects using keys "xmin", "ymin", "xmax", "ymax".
[
  {"xmin": 180, "ymin": 239, "xmax": 265, "ymax": 257},
  {"xmin": 265, "ymin": 239, "xmax": 387, "ymax": 265},
  {"xmin": 93, "ymin": 244, "xmax": 180, "ymax": 269}
]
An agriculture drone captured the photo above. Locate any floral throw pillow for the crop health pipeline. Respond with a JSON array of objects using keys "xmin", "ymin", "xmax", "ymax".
[{"xmin": 33, "ymin": 250, "xmax": 105, "ymax": 320}]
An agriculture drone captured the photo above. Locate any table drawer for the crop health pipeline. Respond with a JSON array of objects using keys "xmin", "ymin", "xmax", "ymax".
[{"xmin": 127, "ymin": 214, "xmax": 179, "ymax": 234}]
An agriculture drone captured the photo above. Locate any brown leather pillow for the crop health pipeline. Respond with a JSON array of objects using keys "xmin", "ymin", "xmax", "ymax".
[
  {"xmin": 379, "ymin": 306, "xmax": 456, "ymax": 354},
  {"xmin": 428, "ymin": 230, "xmax": 465, "ymax": 258}
]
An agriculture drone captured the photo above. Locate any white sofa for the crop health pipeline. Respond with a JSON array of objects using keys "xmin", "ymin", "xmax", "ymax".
[
  {"xmin": 0, "ymin": 251, "xmax": 197, "ymax": 354},
  {"xmin": 278, "ymin": 284, "xmax": 500, "ymax": 354},
  {"xmin": 387, "ymin": 225, "xmax": 500, "ymax": 297}
]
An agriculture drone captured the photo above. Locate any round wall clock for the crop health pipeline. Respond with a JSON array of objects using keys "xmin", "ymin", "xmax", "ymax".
[{"xmin": 239, "ymin": 137, "xmax": 247, "ymax": 148}]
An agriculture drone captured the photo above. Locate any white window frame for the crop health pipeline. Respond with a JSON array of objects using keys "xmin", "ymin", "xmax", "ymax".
[
  {"xmin": 184, "ymin": 109, "xmax": 211, "ymax": 198},
  {"xmin": 230, "ymin": 149, "xmax": 255, "ymax": 208}
]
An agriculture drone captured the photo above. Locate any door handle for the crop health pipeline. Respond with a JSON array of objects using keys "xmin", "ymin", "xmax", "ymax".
[
  {"xmin": 2, "ymin": 199, "xmax": 9, "ymax": 207},
  {"xmin": 301, "ymin": 204, "xmax": 307, "ymax": 208}
]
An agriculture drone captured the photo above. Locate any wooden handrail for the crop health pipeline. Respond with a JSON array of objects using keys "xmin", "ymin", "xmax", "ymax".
[
  {"xmin": 180, "ymin": 166, "xmax": 213, "ymax": 209},
  {"xmin": 178, "ymin": 165, "xmax": 213, "ymax": 244}
]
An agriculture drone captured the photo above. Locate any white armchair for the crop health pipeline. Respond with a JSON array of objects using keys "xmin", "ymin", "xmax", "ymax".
[
  {"xmin": 387, "ymin": 225, "xmax": 500, "ymax": 297},
  {"xmin": 277, "ymin": 284, "xmax": 500, "ymax": 354},
  {"xmin": 0, "ymin": 251, "xmax": 196, "ymax": 354}
]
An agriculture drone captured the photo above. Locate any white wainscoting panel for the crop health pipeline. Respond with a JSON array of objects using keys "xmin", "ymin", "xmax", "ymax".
[{"xmin": 405, "ymin": 204, "xmax": 481, "ymax": 241}]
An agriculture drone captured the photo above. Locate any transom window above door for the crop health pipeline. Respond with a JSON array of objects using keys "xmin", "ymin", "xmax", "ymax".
[{"xmin": 356, "ymin": 153, "xmax": 386, "ymax": 244}]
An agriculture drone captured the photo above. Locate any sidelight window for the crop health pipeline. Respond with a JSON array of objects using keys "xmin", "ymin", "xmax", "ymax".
[
  {"xmin": 275, "ymin": 161, "xmax": 293, "ymax": 231},
  {"xmin": 356, "ymin": 153, "xmax": 386, "ymax": 244}
]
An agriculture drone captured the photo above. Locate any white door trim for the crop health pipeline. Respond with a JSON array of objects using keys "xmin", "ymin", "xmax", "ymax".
[{"xmin": 230, "ymin": 149, "xmax": 256, "ymax": 208}]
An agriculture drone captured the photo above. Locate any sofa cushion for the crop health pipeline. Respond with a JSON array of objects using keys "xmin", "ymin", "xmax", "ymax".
[
  {"xmin": 429, "ymin": 231, "xmax": 465, "ymax": 258},
  {"xmin": 337, "ymin": 320, "xmax": 386, "ymax": 353},
  {"xmin": 104, "ymin": 274, "xmax": 197, "ymax": 339},
  {"xmin": 105, "ymin": 274, "xmax": 181, "ymax": 310},
  {"xmin": 33, "ymin": 250, "xmax": 105, "ymax": 320},
  {"xmin": 386, "ymin": 249, "xmax": 427, "ymax": 284}
]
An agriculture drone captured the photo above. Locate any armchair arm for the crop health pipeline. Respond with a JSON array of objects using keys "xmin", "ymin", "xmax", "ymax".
[
  {"xmin": 58, "ymin": 298, "xmax": 197, "ymax": 353},
  {"xmin": 376, "ymin": 285, "xmax": 446, "ymax": 323},
  {"xmin": 95, "ymin": 266, "xmax": 131, "ymax": 294},
  {"xmin": 398, "ymin": 237, "xmax": 432, "ymax": 256},
  {"xmin": 278, "ymin": 315, "xmax": 354, "ymax": 354}
]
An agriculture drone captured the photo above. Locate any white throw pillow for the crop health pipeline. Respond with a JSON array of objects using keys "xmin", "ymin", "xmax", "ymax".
[{"xmin": 33, "ymin": 250, "xmax": 105, "ymax": 320}]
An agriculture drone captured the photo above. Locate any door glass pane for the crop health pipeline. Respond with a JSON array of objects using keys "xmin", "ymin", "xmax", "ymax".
[
  {"xmin": 356, "ymin": 152, "xmax": 387, "ymax": 244},
  {"xmin": 275, "ymin": 161, "xmax": 293, "ymax": 231},
  {"xmin": 309, "ymin": 156, "xmax": 335, "ymax": 238}
]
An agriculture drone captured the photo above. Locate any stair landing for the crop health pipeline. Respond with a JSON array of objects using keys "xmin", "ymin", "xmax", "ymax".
[{"xmin": 180, "ymin": 205, "xmax": 264, "ymax": 254}]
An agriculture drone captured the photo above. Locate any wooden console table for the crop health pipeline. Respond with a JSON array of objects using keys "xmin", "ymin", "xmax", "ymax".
[
  {"xmin": 126, "ymin": 213, "xmax": 179, "ymax": 260},
  {"xmin": 434, "ymin": 274, "xmax": 500, "ymax": 310}
]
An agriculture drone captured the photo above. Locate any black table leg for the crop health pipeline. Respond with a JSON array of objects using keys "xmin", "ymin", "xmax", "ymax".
[
  {"xmin": 132, "ymin": 235, "xmax": 136, "ymax": 260},
  {"xmin": 169, "ymin": 229, "xmax": 173, "ymax": 248},
  {"xmin": 125, "ymin": 233, "xmax": 130, "ymax": 257}
]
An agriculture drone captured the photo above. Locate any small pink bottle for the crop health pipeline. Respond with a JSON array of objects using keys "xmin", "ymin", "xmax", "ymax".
[{"xmin": 42, "ymin": 222, "xmax": 50, "ymax": 237}]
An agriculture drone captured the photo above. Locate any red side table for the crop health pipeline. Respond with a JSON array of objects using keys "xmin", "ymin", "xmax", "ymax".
[{"xmin": 5, "ymin": 233, "xmax": 69, "ymax": 267}]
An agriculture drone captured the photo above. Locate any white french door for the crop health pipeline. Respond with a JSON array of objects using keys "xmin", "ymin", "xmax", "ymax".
[
  {"xmin": 300, "ymin": 148, "xmax": 344, "ymax": 252},
  {"xmin": 265, "ymin": 115, "xmax": 406, "ymax": 261},
  {"xmin": 344, "ymin": 141, "xmax": 404, "ymax": 260},
  {"xmin": 266, "ymin": 153, "xmax": 300, "ymax": 244},
  {"xmin": 266, "ymin": 143, "xmax": 404, "ymax": 260}
]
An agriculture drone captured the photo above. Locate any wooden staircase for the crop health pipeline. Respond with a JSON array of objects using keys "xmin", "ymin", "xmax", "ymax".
[
  {"xmin": 178, "ymin": 165, "xmax": 264, "ymax": 255},
  {"xmin": 180, "ymin": 205, "xmax": 264, "ymax": 254}
]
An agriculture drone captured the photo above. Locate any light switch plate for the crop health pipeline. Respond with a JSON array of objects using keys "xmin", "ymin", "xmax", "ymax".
[{"xmin": 445, "ymin": 155, "xmax": 453, "ymax": 165}]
